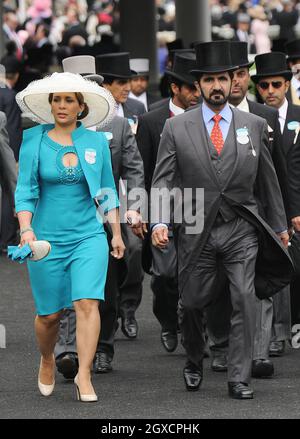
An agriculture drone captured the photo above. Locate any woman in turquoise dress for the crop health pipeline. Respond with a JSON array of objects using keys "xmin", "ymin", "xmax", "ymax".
[{"xmin": 15, "ymin": 72, "xmax": 125, "ymax": 402}]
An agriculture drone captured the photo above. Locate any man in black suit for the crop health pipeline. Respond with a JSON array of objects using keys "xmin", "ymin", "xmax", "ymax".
[
  {"xmin": 136, "ymin": 53, "xmax": 200, "ymax": 352},
  {"xmin": 0, "ymin": 55, "xmax": 22, "ymax": 161},
  {"xmin": 94, "ymin": 52, "xmax": 145, "ymax": 339},
  {"xmin": 253, "ymin": 51, "xmax": 298, "ymax": 358},
  {"xmin": 0, "ymin": 55, "xmax": 21, "ymax": 252},
  {"xmin": 96, "ymin": 52, "xmax": 146, "ymax": 125},
  {"xmin": 206, "ymin": 42, "xmax": 289, "ymax": 379},
  {"xmin": 129, "ymin": 58, "xmax": 160, "ymax": 111},
  {"xmin": 0, "ymin": 111, "xmax": 17, "ymax": 255}
]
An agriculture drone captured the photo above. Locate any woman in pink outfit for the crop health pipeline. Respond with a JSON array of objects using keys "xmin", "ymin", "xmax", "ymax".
[{"xmin": 250, "ymin": 6, "xmax": 271, "ymax": 54}]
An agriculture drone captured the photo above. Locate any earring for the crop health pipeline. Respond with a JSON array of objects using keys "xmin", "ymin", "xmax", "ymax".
[{"xmin": 78, "ymin": 112, "xmax": 82, "ymax": 117}]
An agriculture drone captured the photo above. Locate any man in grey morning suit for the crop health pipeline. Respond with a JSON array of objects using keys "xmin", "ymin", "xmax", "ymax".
[
  {"xmin": 96, "ymin": 52, "xmax": 145, "ymax": 339},
  {"xmin": 206, "ymin": 42, "xmax": 291, "ymax": 379},
  {"xmin": 55, "ymin": 56, "xmax": 145, "ymax": 377},
  {"xmin": 151, "ymin": 41, "xmax": 292, "ymax": 399},
  {"xmin": 0, "ymin": 111, "xmax": 17, "ymax": 244}
]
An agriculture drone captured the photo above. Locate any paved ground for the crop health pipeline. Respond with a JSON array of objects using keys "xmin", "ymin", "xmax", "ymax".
[{"xmin": 1, "ymin": 254, "xmax": 300, "ymax": 419}]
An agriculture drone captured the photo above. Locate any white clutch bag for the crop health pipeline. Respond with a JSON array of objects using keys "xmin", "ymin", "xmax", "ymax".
[{"xmin": 30, "ymin": 240, "xmax": 51, "ymax": 261}]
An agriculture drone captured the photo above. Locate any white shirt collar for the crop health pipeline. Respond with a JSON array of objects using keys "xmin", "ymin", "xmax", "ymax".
[
  {"xmin": 278, "ymin": 98, "xmax": 288, "ymax": 134},
  {"xmin": 116, "ymin": 103, "xmax": 124, "ymax": 118},
  {"xmin": 292, "ymin": 76, "xmax": 300, "ymax": 93},
  {"xmin": 235, "ymin": 96, "xmax": 249, "ymax": 113},
  {"xmin": 169, "ymin": 99, "xmax": 185, "ymax": 116},
  {"xmin": 128, "ymin": 91, "xmax": 148, "ymax": 111}
]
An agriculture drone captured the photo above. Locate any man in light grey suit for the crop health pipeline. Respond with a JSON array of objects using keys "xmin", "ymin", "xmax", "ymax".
[
  {"xmin": 151, "ymin": 41, "xmax": 292, "ymax": 399},
  {"xmin": 55, "ymin": 56, "xmax": 145, "ymax": 378},
  {"xmin": 0, "ymin": 111, "xmax": 17, "ymax": 251}
]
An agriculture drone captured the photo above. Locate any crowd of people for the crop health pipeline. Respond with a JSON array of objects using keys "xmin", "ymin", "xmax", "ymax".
[{"xmin": 1, "ymin": 0, "xmax": 300, "ymax": 404}]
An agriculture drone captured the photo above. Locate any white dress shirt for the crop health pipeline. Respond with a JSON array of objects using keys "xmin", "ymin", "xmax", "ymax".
[
  {"xmin": 291, "ymin": 76, "xmax": 300, "ymax": 98},
  {"xmin": 115, "ymin": 103, "xmax": 124, "ymax": 118},
  {"xmin": 129, "ymin": 91, "xmax": 148, "ymax": 111},
  {"xmin": 278, "ymin": 98, "xmax": 288, "ymax": 134},
  {"xmin": 169, "ymin": 99, "xmax": 185, "ymax": 116},
  {"xmin": 235, "ymin": 96, "xmax": 250, "ymax": 113}
]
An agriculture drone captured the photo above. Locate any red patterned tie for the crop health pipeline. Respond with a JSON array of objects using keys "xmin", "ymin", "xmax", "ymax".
[{"xmin": 210, "ymin": 114, "xmax": 224, "ymax": 155}]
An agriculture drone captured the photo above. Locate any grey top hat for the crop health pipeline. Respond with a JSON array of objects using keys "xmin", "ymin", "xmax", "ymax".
[
  {"xmin": 129, "ymin": 58, "xmax": 150, "ymax": 76},
  {"xmin": 62, "ymin": 55, "xmax": 104, "ymax": 85}
]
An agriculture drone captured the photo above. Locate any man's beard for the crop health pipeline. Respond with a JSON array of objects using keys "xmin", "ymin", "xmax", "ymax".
[{"xmin": 202, "ymin": 89, "xmax": 229, "ymax": 107}]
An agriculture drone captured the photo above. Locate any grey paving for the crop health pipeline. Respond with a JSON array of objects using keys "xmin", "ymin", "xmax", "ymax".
[{"xmin": 1, "ymin": 254, "xmax": 300, "ymax": 419}]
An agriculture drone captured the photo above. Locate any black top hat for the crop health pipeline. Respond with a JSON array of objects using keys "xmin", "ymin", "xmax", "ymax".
[
  {"xmin": 166, "ymin": 38, "xmax": 184, "ymax": 53},
  {"xmin": 230, "ymin": 41, "xmax": 253, "ymax": 69},
  {"xmin": 95, "ymin": 52, "xmax": 137, "ymax": 79},
  {"xmin": 252, "ymin": 52, "xmax": 292, "ymax": 83},
  {"xmin": 0, "ymin": 55, "xmax": 21, "ymax": 74},
  {"xmin": 191, "ymin": 41, "xmax": 237, "ymax": 75},
  {"xmin": 165, "ymin": 53, "xmax": 197, "ymax": 86},
  {"xmin": 169, "ymin": 48, "xmax": 195, "ymax": 65},
  {"xmin": 285, "ymin": 39, "xmax": 300, "ymax": 61}
]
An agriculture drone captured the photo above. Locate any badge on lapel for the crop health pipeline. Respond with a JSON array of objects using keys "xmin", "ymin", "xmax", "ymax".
[
  {"xmin": 127, "ymin": 118, "xmax": 138, "ymax": 135},
  {"xmin": 236, "ymin": 127, "xmax": 249, "ymax": 145},
  {"xmin": 85, "ymin": 148, "xmax": 97, "ymax": 164},
  {"xmin": 104, "ymin": 132, "xmax": 113, "ymax": 141},
  {"xmin": 287, "ymin": 121, "xmax": 299, "ymax": 131},
  {"xmin": 287, "ymin": 121, "xmax": 300, "ymax": 144}
]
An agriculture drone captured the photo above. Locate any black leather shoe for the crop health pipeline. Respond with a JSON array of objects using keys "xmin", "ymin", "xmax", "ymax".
[
  {"xmin": 211, "ymin": 355, "xmax": 228, "ymax": 372},
  {"xmin": 94, "ymin": 352, "xmax": 113, "ymax": 374},
  {"xmin": 251, "ymin": 359, "xmax": 274, "ymax": 378},
  {"xmin": 269, "ymin": 341, "xmax": 285, "ymax": 357},
  {"xmin": 183, "ymin": 365, "xmax": 203, "ymax": 391},
  {"xmin": 121, "ymin": 314, "xmax": 138, "ymax": 339},
  {"xmin": 228, "ymin": 382, "xmax": 254, "ymax": 399},
  {"xmin": 161, "ymin": 330, "xmax": 178, "ymax": 352},
  {"xmin": 56, "ymin": 353, "xmax": 78, "ymax": 379}
]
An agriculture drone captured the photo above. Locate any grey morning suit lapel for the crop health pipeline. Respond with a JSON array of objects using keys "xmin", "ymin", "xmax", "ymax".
[
  {"xmin": 283, "ymin": 104, "xmax": 298, "ymax": 155},
  {"xmin": 185, "ymin": 106, "xmax": 220, "ymax": 187},
  {"xmin": 224, "ymin": 108, "xmax": 250, "ymax": 187}
]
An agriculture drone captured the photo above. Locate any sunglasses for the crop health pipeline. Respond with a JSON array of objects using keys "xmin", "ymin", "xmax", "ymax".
[{"xmin": 258, "ymin": 81, "xmax": 284, "ymax": 90}]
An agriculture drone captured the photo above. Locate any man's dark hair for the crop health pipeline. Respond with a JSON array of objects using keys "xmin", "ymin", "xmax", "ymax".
[
  {"xmin": 102, "ymin": 75, "xmax": 130, "ymax": 85},
  {"xmin": 168, "ymin": 77, "xmax": 184, "ymax": 97}
]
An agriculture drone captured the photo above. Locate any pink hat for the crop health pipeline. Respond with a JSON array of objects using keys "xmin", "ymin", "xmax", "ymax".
[{"xmin": 27, "ymin": 0, "xmax": 52, "ymax": 19}]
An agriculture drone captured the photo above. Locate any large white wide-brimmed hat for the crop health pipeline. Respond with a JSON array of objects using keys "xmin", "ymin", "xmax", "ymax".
[{"xmin": 16, "ymin": 72, "xmax": 116, "ymax": 128}]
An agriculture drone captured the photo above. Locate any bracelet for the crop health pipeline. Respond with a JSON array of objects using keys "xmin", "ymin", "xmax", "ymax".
[{"xmin": 20, "ymin": 227, "xmax": 34, "ymax": 236}]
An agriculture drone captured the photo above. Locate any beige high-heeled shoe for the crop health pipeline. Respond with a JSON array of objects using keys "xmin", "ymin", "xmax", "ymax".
[
  {"xmin": 74, "ymin": 375, "xmax": 98, "ymax": 403},
  {"xmin": 38, "ymin": 357, "xmax": 55, "ymax": 396}
]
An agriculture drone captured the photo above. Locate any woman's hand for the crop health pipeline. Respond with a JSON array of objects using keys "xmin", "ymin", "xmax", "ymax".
[
  {"xmin": 19, "ymin": 231, "xmax": 37, "ymax": 252},
  {"xmin": 111, "ymin": 235, "xmax": 125, "ymax": 259}
]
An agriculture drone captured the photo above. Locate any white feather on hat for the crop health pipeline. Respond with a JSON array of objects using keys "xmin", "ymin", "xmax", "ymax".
[{"xmin": 16, "ymin": 72, "xmax": 116, "ymax": 128}]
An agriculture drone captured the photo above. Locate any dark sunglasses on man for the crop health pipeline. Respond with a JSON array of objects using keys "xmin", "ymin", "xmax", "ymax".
[{"xmin": 258, "ymin": 80, "xmax": 285, "ymax": 90}]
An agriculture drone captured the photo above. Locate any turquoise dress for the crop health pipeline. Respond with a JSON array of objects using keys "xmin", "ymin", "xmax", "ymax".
[{"xmin": 23, "ymin": 130, "xmax": 112, "ymax": 315}]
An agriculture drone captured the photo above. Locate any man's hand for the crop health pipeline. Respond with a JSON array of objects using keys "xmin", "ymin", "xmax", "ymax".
[
  {"xmin": 276, "ymin": 231, "xmax": 289, "ymax": 248},
  {"xmin": 292, "ymin": 216, "xmax": 300, "ymax": 232},
  {"xmin": 124, "ymin": 210, "xmax": 147, "ymax": 239},
  {"xmin": 151, "ymin": 226, "xmax": 169, "ymax": 248}
]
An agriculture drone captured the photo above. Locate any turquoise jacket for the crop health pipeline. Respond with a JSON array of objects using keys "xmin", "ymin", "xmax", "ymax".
[{"xmin": 15, "ymin": 122, "xmax": 119, "ymax": 214}]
